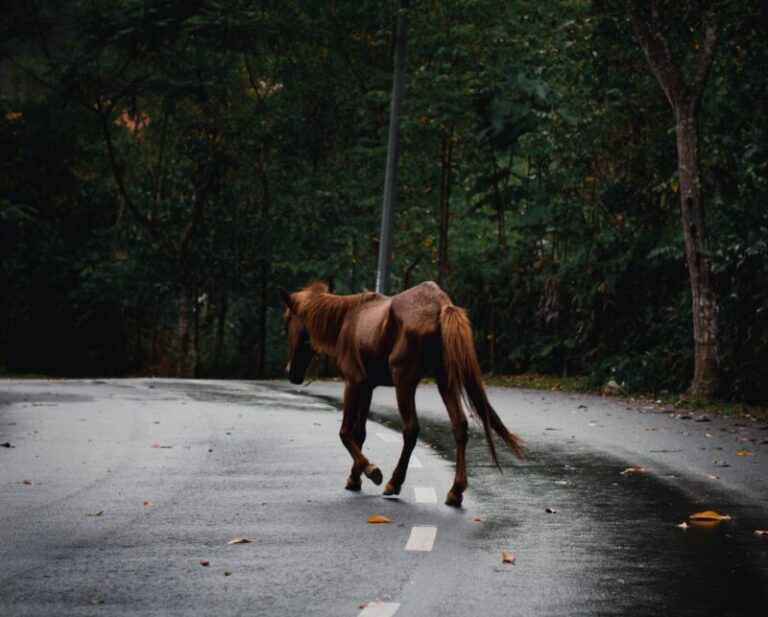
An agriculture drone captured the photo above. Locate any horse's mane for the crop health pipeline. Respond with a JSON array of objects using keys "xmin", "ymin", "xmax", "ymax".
[{"xmin": 295, "ymin": 282, "xmax": 377, "ymax": 355}]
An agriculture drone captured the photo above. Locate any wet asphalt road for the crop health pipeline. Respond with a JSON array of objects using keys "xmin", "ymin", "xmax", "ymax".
[{"xmin": 1, "ymin": 379, "xmax": 767, "ymax": 616}]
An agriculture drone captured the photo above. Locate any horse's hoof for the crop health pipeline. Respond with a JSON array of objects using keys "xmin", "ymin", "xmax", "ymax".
[
  {"xmin": 364, "ymin": 465, "xmax": 383, "ymax": 486},
  {"xmin": 445, "ymin": 491, "xmax": 463, "ymax": 507},
  {"xmin": 383, "ymin": 481, "xmax": 401, "ymax": 496},
  {"xmin": 345, "ymin": 477, "xmax": 362, "ymax": 491}
]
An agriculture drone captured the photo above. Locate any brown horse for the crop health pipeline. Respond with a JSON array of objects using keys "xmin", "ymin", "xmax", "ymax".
[{"xmin": 278, "ymin": 280, "xmax": 524, "ymax": 506}]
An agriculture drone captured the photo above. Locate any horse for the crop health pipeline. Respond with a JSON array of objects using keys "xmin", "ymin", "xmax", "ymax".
[{"xmin": 278, "ymin": 280, "xmax": 525, "ymax": 507}]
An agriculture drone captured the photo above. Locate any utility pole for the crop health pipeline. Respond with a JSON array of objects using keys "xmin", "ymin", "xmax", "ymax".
[{"xmin": 375, "ymin": 0, "xmax": 409, "ymax": 295}]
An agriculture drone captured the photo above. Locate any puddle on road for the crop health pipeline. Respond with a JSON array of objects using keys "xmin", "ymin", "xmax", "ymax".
[{"xmin": 420, "ymin": 414, "xmax": 768, "ymax": 617}]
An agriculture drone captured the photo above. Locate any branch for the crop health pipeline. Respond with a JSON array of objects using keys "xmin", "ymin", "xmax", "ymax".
[
  {"xmin": 689, "ymin": 16, "xmax": 720, "ymax": 110},
  {"xmin": 622, "ymin": 0, "xmax": 684, "ymax": 108},
  {"xmin": 97, "ymin": 103, "xmax": 173, "ymax": 256},
  {"xmin": 178, "ymin": 147, "xmax": 221, "ymax": 259}
]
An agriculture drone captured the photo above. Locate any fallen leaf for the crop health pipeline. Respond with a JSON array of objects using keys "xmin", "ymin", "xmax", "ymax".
[
  {"xmin": 706, "ymin": 475, "xmax": 720, "ymax": 480},
  {"xmin": 226, "ymin": 537, "xmax": 253, "ymax": 545},
  {"xmin": 677, "ymin": 522, "xmax": 689, "ymax": 530},
  {"xmin": 471, "ymin": 516, "xmax": 486, "ymax": 523},
  {"xmin": 713, "ymin": 460, "xmax": 730, "ymax": 467},
  {"xmin": 367, "ymin": 515, "xmax": 393, "ymax": 524},
  {"xmin": 87, "ymin": 510, "xmax": 104, "ymax": 517},
  {"xmin": 501, "ymin": 550, "xmax": 517, "ymax": 564},
  {"xmin": 695, "ymin": 416, "xmax": 712, "ymax": 423},
  {"xmin": 200, "ymin": 559, "xmax": 210, "ymax": 566},
  {"xmin": 689, "ymin": 510, "xmax": 732, "ymax": 522},
  {"xmin": 88, "ymin": 597, "xmax": 105, "ymax": 605},
  {"xmin": 224, "ymin": 571, "xmax": 232, "ymax": 576},
  {"xmin": 736, "ymin": 450, "xmax": 754, "ymax": 457},
  {"xmin": 150, "ymin": 443, "xmax": 172, "ymax": 449},
  {"xmin": 755, "ymin": 530, "xmax": 767, "ymax": 537},
  {"xmin": 621, "ymin": 467, "xmax": 650, "ymax": 475},
  {"xmin": 21, "ymin": 479, "xmax": 34, "ymax": 485},
  {"xmin": 545, "ymin": 507, "xmax": 557, "ymax": 514},
  {"xmin": 143, "ymin": 500, "xmax": 154, "ymax": 507}
]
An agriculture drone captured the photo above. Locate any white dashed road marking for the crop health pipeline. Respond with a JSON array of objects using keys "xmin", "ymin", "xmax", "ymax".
[
  {"xmin": 409, "ymin": 455, "xmax": 422, "ymax": 468},
  {"xmin": 405, "ymin": 526, "xmax": 437, "ymax": 551},
  {"xmin": 413, "ymin": 486, "xmax": 437, "ymax": 504},
  {"xmin": 376, "ymin": 430, "xmax": 401, "ymax": 443},
  {"xmin": 358, "ymin": 601, "xmax": 400, "ymax": 617}
]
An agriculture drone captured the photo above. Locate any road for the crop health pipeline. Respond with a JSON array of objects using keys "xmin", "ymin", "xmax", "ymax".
[{"xmin": 1, "ymin": 379, "xmax": 767, "ymax": 616}]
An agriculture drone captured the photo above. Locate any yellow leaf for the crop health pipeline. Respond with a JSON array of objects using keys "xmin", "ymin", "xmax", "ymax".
[
  {"xmin": 689, "ymin": 510, "xmax": 731, "ymax": 522},
  {"xmin": 620, "ymin": 467, "xmax": 650, "ymax": 475},
  {"xmin": 367, "ymin": 515, "xmax": 392, "ymax": 524},
  {"xmin": 501, "ymin": 550, "xmax": 517, "ymax": 564},
  {"xmin": 736, "ymin": 450, "xmax": 754, "ymax": 456}
]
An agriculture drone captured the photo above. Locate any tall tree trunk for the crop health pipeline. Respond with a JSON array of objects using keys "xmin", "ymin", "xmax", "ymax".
[
  {"xmin": 177, "ymin": 274, "xmax": 194, "ymax": 378},
  {"xmin": 676, "ymin": 110, "xmax": 719, "ymax": 396},
  {"xmin": 623, "ymin": 0, "xmax": 720, "ymax": 397},
  {"xmin": 214, "ymin": 291, "xmax": 228, "ymax": 376}
]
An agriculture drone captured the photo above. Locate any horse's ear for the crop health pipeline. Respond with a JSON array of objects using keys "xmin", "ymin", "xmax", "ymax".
[{"xmin": 277, "ymin": 285, "xmax": 292, "ymax": 309}]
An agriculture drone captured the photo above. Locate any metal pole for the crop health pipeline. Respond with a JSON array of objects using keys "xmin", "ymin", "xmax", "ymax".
[{"xmin": 375, "ymin": 0, "xmax": 409, "ymax": 295}]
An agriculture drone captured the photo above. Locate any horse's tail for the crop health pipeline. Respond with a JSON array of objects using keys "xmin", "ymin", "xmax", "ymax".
[{"xmin": 439, "ymin": 304, "xmax": 526, "ymax": 468}]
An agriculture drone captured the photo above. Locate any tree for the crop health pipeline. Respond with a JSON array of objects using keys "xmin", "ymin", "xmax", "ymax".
[{"xmin": 622, "ymin": 0, "xmax": 721, "ymax": 397}]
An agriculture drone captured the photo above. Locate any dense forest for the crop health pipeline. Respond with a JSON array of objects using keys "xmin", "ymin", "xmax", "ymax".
[{"xmin": 1, "ymin": 1, "xmax": 766, "ymax": 403}]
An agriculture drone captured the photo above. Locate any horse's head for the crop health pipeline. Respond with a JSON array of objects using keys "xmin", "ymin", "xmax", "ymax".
[{"xmin": 278, "ymin": 286, "xmax": 315, "ymax": 384}]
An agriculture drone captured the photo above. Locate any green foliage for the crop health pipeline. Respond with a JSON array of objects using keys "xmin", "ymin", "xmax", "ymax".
[{"xmin": 1, "ymin": 0, "xmax": 766, "ymax": 402}]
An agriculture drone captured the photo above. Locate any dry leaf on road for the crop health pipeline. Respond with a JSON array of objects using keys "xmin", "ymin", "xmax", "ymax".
[
  {"xmin": 689, "ymin": 510, "xmax": 731, "ymax": 522},
  {"xmin": 200, "ymin": 559, "xmax": 210, "ymax": 566},
  {"xmin": 621, "ymin": 467, "xmax": 650, "ymax": 475},
  {"xmin": 21, "ymin": 479, "xmax": 34, "ymax": 485},
  {"xmin": 87, "ymin": 510, "xmax": 104, "ymax": 517},
  {"xmin": 736, "ymin": 450, "xmax": 754, "ymax": 457},
  {"xmin": 367, "ymin": 515, "xmax": 392, "ymax": 524},
  {"xmin": 706, "ymin": 475, "xmax": 720, "ymax": 480},
  {"xmin": 143, "ymin": 500, "xmax": 154, "ymax": 507},
  {"xmin": 150, "ymin": 443, "xmax": 172, "ymax": 449},
  {"xmin": 754, "ymin": 530, "xmax": 767, "ymax": 537},
  {"xmin": 226, "ymin": 537, "xmax": 253, "ymax": 545},
  {"xmin": 501, "ymin": 550, "xmax": 517, "ymax": 564},
  {"xmin": 471, "ymin": 516, "xmax": 486, "ymax": 523}
]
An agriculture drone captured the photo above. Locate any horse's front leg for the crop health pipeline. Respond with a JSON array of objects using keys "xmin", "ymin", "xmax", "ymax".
[
  {"xmin": 340, "ymin": 382, "xmax": 381, "ymax": 490},
  {"xmin": 383, "ymin": 380, "xmax": 419, "ymax": 496}
]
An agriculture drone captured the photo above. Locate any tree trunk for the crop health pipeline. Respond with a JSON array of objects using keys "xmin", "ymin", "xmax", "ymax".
[
  {"xmin": 622, "ymin": 0, "xmax": 720, "ymax": 397},
  {"xmin": 214, "ymin": 291, "xmax": 228, "ymax": 376},
  {"xmin": 676, "ymin": 109, "xmax": 719, "ymax": 397},
  {"xmin": 177, "ymin": 277, "xmax": 194, "ymax": 378}
]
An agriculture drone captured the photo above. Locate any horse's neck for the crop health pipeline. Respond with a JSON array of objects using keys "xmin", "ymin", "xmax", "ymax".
[{"xmin": 302, "ymin": 292, "xmax": 371, "ymax": 355}]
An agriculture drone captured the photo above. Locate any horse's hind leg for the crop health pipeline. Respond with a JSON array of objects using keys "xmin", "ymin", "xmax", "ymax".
[
  {"xmin": 340, "ymin": 382, "xmax": 382, "ymax": 489},
  {"xmin": 437, "ymin": 372, "xmax": 469, "ymax": 507},
  {"xmin": 383, "ymin": 379, "xmax": 419, "ymax": 496}
]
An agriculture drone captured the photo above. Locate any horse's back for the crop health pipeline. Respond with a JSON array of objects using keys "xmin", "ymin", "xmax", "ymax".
[{"xmin": 390, "ymin": 281, "xmax": 451, "ymax": 333}]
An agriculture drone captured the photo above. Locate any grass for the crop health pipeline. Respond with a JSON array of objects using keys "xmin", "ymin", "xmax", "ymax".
[{"xmin": 485, "ymin": 372, "xmax": 768, "ymax": 422}]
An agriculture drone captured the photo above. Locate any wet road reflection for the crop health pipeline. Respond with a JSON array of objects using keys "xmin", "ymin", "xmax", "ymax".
[{"xmin": 418, "ymin": 414, "xmax": 768, "ymax": 617}]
